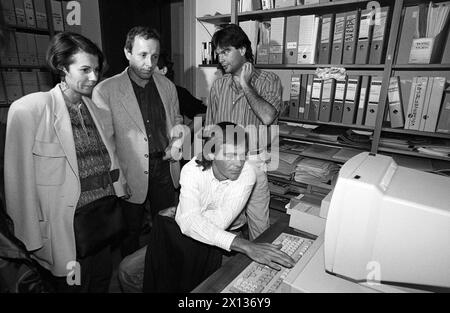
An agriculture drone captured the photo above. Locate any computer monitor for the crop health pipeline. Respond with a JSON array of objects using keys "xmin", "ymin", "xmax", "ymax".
[{"xmin": 324, "ymin": 152, "xmax": 450, "ymax": 290}]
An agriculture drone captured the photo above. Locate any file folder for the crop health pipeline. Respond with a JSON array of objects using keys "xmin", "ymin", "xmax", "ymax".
[
  {"xmin": 308, "ymin": 78, "xmax": 323, "ymax": 121},
  {"xmin": 387, "ymin": 76, "xmax": 405, "ymax": 128},
  {"xmin": 26, "ymin": 33, "xmax": 38, "ymax": 66},
  {"xmin": 0, "ymin": 74, "xmax": 7, "ymax": 103},
  {"xmin": 330, "ymin": 13, "xmax": 346, "ymax": 64},
  {"xmin": 355, "ymin": 9, "xmax": 374, "ymax": 64},
  {"xmin": 23, "ymin": 0, "xmax": 36, "ymax": 28},
  {"xmin": 298, "ymin": 74, "xmax": 308, "ymax": 119},
  {"xmin": 13, "ymin": 0, "xmax": 26, "ymax": 26},
  {"xmin": 318, "ymin": 14, "xmax": 335, "ymax": 64},
  {"xmin": 15, "ymin": 32, "xmax": 31, "ymax": 65},
  {"xmin": 405, "ymin": 77, "xmax": 428, "ymax": 130},
  {"xmin": 369, "ymin": 7, "xmax": 389, "ymax": 64},
  {"xmin": 297, "ymin": 15, "xmax": 319, "ymax": 64},
  {"xmin": 303, "ymin": 74, "xmax": 314, "ymax": 120},
  {"xmin": 50, "ymin": 0, "xmax": 64, "ymax": 32},
  {"xmin": 1, "ymin": 0, "xmax": 17, "ymax": 25},
  {"xmin": 319, "ymin": 79, "xmax": 336, "ymax": 122},
  {"xmin": 37, "ymin": 71, "xmax": 53, "ymax": 91},
  {"xmin": 443, "ymin": 26, "xmax": 450, "ymax": 64},
  {"xmin": 2, "ymin": 71, "xmax": 23, "ymax": 102},
  {"xmin": 257, "ymin": 22, "xmax": 270, "ymax": 64},
  {"xmin": 285, "ymin": 15, "xmax": 300, "ymax": 64},
  {"xmin": 269, "ymin": 17, "xmax": 285, "ymax": 64},
  {"xmin": 34, "ymin": 0, "xmax": 48, "ymax": 29},
  {"xmin": 289, "ymin": 74, "xmax": 301, "ymax": 119},
  {"xmin": 396, "ymin": 6, "xmax": 419, "ymax": 64},
  {"xmin": 342, "ymin": 75, "xmax": 361, "ymax": 124},
  {"xmin": 356, "ymin": 76, "xmax": 370, "ymax": 125},
  {"xmin": 421, "ymin": 77, "xmax": 446, "ymax": 132},
  {"xmin": 331, "ymin": 78, "xmax": 346, "ymax": 123},
  {"xmin": 436, "ymin": 88, "xmax": 450, "ymax": 133},
  {"xmin": 20, "ymin": 71, "xmax": 39, "ymax": 95},
  {"xmin": 342, "ymin": 10, "xmax": 360, "ymax": 64},
  {"xmin": 34, "ymin": 34, "xmax": 50, "ymax": 66},
  {"xmin": 364, "ymin": 76, "xmax": 382, "ymax": 127},
  {"xmin": 0, "ymin": 30, "xmax": 19, "ymax": 65}
]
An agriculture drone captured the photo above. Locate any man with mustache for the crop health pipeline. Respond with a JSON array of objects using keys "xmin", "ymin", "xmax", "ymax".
[
  {"xmin": 92, "ymin": 26, "xmax": 183, "ymax": 258},
  {"xmin": 205, "ymin": 24, "xmax": 282, "ymax": 242}
]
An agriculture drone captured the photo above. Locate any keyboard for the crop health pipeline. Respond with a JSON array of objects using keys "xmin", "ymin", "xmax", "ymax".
[{"xmin": 222, "ymin": 233, "xmax": 314, "ymax": 293}]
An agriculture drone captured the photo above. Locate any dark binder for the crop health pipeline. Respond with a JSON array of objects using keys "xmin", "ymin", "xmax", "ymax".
[
  {"xmin": 319, "ymin": 79, "xmax": 336, "ymax": 122},
  {"xmin": 365, "ymin": 77, "xmax": 383, "ymax": 127},
  {"xmin": 330, "ymin": 12, "xmax": 346, "ymax": 64},
  {"xmin": 289, "ymin": 74, "xmax": 302, "ymax": 119},
  {"xmin": 285, "ymin": 15, "xmax": 300, "ymax": 64},
  {"xmin": 355, "ymin": 9, "xmax": 374, "ymax": 64},
  {"xmin": 369, "ymin": 6, "xmax": 389, "ymax": 64},
  {"xmin": 356, "ymin": 76, "xmax": 371, "ymax": 125},
  {"xmin": 342, "ymin": 10, "xmax": 360, "ymax": 64},
  {"xmin": 303, "ymin": 74, "xmax": 314, "ymax": 120},
  {"xmin": 318, "ymin": 14, "xmax": 335, "ymax": 64},
  {"xmin": 342, "ymin": 75, "xmax": 361, "ymax": 124},
  {"xmin": 331, "ymin": 78, "xmax": 346, "ymax": 123},
  {"xmin": 308, "ymin": 78, "xmax": 323, "ymax": 121}
]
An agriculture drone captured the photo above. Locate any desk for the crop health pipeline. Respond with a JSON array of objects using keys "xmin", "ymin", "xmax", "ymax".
[{"xmin": 192, "ymin": 214, "xmax": 303, "ymax": 293}]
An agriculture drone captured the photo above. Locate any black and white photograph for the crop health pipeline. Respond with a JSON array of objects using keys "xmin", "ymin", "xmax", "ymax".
[{"xmin": 0, "ymin": 0, "xmax": 449, "ymax": 301}]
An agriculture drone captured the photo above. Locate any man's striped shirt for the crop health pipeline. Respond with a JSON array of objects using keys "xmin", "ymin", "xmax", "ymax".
[{"xmin": 205, "ymin": 68, "xmax": 282, "ymax": 128}]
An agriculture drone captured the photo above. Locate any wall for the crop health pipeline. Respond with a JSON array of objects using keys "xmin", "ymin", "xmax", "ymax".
[
  {"xmin": 79, "ymin": 0, "xmax": 102, "ymax": 48},
  {"xmin": 171, "ymin": 1, "xmax": 184, "ymax": 87},
  {"xmin": 194, "ymin": 0, "xmax": 231, "ymax": 102}
]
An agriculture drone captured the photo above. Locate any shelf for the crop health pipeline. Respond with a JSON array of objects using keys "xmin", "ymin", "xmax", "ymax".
[
  {"xmin": 197, "ymin": 0, "xmax": 387, "ymax": 24},
  {"xmin": 377, "ymin": 147, "xmax": 450, "ymax": 162},
  {"xmin": 197, "ymin": 14, "xmax": 231, "ymax": 24},
  {"xmin": 0, "ymin": 65, "xmax": 48, "ymax": 70},
  {"xmin": 381, "ymin": 127, "xmax": 450, "ymax": 140},
  {"xmin": 5, "ymin": 25, "xmax": 50, "ymax": 35},
  {"xmin": 268, "ymin": 174, "xmax": 333, "ymax": 191},
  {"xmin": 238, "ymin": 0, "xmax": 378, "ymax": 21},
  {"xmin": 280, "ymin": 132, "xmax": 371, "ymax": 150},
  {"xmin": 392, "ymin": 64, "xmax": 450, "ymax": 70},
  {"xmin": 279, "ymin": 117, "xmax": 375, "ymax": 131},
  {"xmin": 255, "ymin": 64, "xmax": 385, "ymax": 70},
  {"xmin": 280, "ymin": 147, "xmax": 347, "ymax": 164}
]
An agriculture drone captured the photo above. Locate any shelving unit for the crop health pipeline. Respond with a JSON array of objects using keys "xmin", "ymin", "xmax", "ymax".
[
  {"xmin": 0, "ymin": 0, "xmax": 57, "ymax": 107},
  {"xmin": 194, "ymin": 0, "xmax": 450, "ymax": 207}
]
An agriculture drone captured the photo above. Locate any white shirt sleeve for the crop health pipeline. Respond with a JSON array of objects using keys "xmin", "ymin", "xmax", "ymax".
[{"xmin": 175, "ymin": 161, "xmax": 256, "ymax": 251}]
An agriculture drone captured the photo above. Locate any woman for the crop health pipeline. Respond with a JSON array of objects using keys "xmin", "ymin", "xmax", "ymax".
[{"xmin": 4, "ymin": 32, "xmax": 127, "ymax": 292}]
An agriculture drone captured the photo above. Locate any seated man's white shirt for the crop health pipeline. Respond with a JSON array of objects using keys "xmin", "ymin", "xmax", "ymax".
[{"xmin": 175, "ymin": 157, "xmax": 256, "ymax": 251}]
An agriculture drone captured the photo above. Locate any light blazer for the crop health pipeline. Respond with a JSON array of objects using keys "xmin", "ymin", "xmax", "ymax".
[
  {"xmin": 4, "ymin": 85, "xmax": 127, "ymax": 276},
  {"xmin": 92, "ymin": 69, "xmax": 183, "ymax": 204}
]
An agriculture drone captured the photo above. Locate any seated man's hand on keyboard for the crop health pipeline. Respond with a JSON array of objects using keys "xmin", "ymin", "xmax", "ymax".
[{"xmin": 230, "ymin": 237, "xmax": 296, "ymax": 270}]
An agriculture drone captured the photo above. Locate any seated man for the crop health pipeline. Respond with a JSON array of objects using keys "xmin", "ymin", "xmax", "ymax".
[{"xmin": 119, "ymin": 122, "xmax": 294, "ymax": 292}]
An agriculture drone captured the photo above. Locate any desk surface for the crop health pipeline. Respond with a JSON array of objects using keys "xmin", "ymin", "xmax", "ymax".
[{"xmin": 192, "ymin": 214, "xmax": 292, "ymax": 293}]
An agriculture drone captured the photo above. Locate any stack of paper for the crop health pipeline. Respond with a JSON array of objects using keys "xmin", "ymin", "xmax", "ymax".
[
  {"xmin": 307, "ymin": 125, "xmax": 347, "ymax": 143},
  {"xmin": 294, "ymin": 158, "xmax": 340, "ymax": 185},
  {"xmin": 279, "ymin": 139, "xmax": 311, "ymax": 153},
  {"xmin": 268, "ymin": 151, "xmax": 302, "ymax": 179}
]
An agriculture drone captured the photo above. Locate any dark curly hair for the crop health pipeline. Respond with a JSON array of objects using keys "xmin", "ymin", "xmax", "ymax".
[
  {"xmin": 211, "ymin": 24, "xmax": 254, "ymax": 63},
  {"xmin": 196, "ymin": 122, "xmax": 249, "ymax": 171}
]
